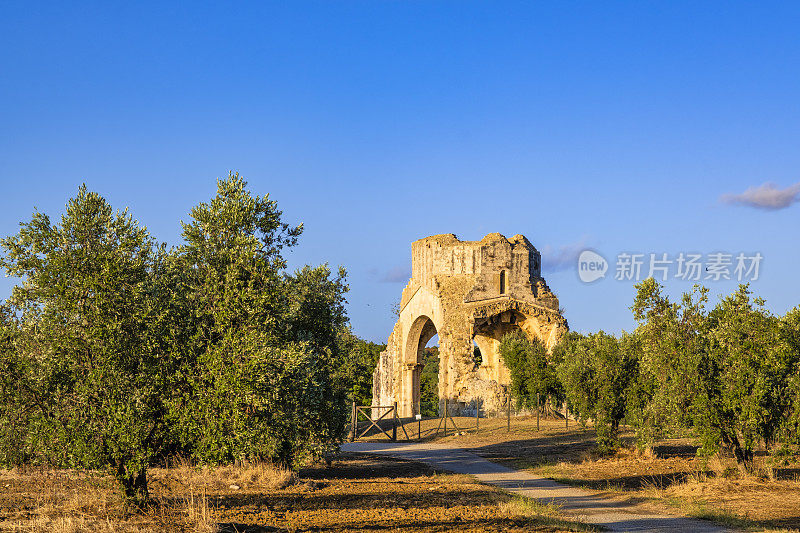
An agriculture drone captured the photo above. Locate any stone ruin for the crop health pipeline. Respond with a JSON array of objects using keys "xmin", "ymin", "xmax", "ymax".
[{"xmin": 372, "ymin": 233, "xmax": 568, "ymax": 418}]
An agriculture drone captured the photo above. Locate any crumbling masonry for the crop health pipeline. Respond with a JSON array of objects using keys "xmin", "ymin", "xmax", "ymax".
[{"xmin": 372, "ymin": 233, "xmax": 568, "ymax": 418}]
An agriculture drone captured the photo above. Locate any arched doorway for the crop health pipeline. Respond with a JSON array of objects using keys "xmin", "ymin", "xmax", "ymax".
[
  {"xmin": 403, "ymin": 315, "xmax": 438, "ymax": 418},
  {"xmin": 472, "ymin": 310, "xmax": 525, "ymax": 384},
  {"xmin": 420, "ymin": 334, "xmax": 440, "ymax": 417}
]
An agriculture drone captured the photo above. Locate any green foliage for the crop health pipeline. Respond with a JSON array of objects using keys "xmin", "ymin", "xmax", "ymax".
[
  {"xmin": 472, "ymin": 344, "xmax": 482, "ymax": 367},
  {"xmin": 783, "ymin": 306, "xmax": 800, "ymax": 356},
  {"xmin": 499, "ymin": 330, "xmax": 561, "ymax": 411},
  {"xmin": 174, "ymin": 173, "xmax": 349, "ymax": 467},
  {"xmin": 420, "ymin": 347, "xmax": 440, "ymax": 417},
  {"xmin": 695, "ymin": 286, "xmax": 796, "ymax": 470},
  {"xmin": 0, "ymin": 186, "xmax": 170, "ymax": 504},
  {"xmin": 0, "ymin": 304, "xmax": 26, "ymax": 465},
  {"xmin": 0, "ymin": 173, "xmax": 359, "ymax": 505},
  {"xmin": 631, "ymin": 280, "xmax": 800, "ymax": 471},
  {"xmin": 336, "ymin": 329, "xmax": 385, "ymax": 406},
  {"xmin": 556, "ymin": 331, "xmax": 637, "ymax": 453},
  {"xmin": 6, "ymin": 173, "xmax": 800, "ymax": 490},
  {"xmin": 630, "ymin": 278, "xmax": 710, "ymax": 448},
  {"xmin": 780, "ymin": 307, "xmax": 800, "ymax": 446}
]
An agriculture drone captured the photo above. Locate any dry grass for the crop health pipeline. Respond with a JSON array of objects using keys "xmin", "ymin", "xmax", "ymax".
[
  {"xmin": 0, "ymin": 454, "xmax": 590, "ymax": 532},
  {"xmin": 158, "ymin": 457, "xmax": 298, "ymax": 492},
  {"xmin": 181, "ymin": 486, "xmax": 215, "ymax": 533},
  {"xmin": 498, "ymin": 497, "xmax": 600, "ymax": 532},
  {"xmin": 499, "ymin": 496, "xmax": 563, "ymax": 519},
  {"xmin": 4, "ymin": 516, "xmax": 156, "ymax": 533},
  {"xmin": 0, "ymin": 467, "xmax": 147, "ymax": 533},
  {"xmin": 0, "ymin": 459, "xmax": 297, "ymax": 533},
  {"xmin": 650, "ymin": 472, "xmax": 800, "ymax": 529},
  {"xmin": 419, "ymin": 413, "xmax": 800, "ymax": 530}
]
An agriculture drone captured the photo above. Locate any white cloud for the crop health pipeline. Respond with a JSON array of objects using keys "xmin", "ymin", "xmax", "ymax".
[
  {"xmin": 720, "ymin": 182, "xmax": 800, "ymax": 210},
  {"xmin": 380, "ymin": 265, "xmax": 411, "ymax": 283},
  {"xmin": 540, "ymin": 237, "xmax": 589, "ymax": 272}
]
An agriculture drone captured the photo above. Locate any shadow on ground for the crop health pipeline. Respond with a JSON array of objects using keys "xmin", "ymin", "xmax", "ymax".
[
  {"xmin": 301, "ymin": 452, "xmax": 435, "ymax": 480},
  {"xmin": 210, "ymin": 451, "xmax": 598, "ymax": 532}
]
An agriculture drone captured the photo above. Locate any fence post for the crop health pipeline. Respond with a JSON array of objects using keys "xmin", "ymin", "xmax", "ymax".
[
  {"xmin": 444, "ymin": 398, "xmax": 449, "ymax": 437},
  {"xmin": 392, "ymin": 402, "xmax": 398, "ymax": 441},
  {"xmin": 536, "ymin": 393, "xmax": 540, "ymax": 431},
  {"xmin": 350, "ymin": 401, "xmax": 356, "ymax": 441},
  {"xmin": 475, "ymin": 400, "xmax": 479, "ymax": 431},
  {"xmin": 506, "ymin": 396, "xmax": 511, "ymax": 432},
  {"xmin": 565, "ymin": 404, "xmax": 569, "ymax": 429}
]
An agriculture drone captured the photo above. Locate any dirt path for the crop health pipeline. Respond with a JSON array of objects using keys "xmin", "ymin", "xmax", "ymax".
[{"xmin": 341, "ymin": 442, "xmax": 731, "ymax": 533}]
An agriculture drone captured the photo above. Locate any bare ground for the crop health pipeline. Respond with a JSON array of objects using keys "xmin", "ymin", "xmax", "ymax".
[
  {"xmin": 385, "ymin": 414, "xmax": 800, "ymax": 531},
  {"xmin": 0, "ymin": 452, "xmax": 593, "ymax": 532}
]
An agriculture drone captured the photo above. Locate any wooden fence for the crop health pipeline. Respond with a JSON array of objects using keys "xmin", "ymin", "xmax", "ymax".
[{"xmin": 349, "ymin": 402, "xmax": 410, "ymax": 441}]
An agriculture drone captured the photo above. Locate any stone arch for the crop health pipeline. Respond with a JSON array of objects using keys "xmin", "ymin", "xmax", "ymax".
[
  {"xmin": 401, "ymin": 314, "xmax": 438, "ymax": 417},
  {"xmin": 372, "ymin": 233, "xmax": 568, "ymax": 418}
]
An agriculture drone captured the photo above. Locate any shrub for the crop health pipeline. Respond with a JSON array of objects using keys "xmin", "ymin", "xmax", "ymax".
[
  {"xmin": 557, "ymin": 332, "xmax": 636, "ymax": 453},
  {"xmin": 499, "ymin": 329, "xmax": 563, "ymax": 412}
]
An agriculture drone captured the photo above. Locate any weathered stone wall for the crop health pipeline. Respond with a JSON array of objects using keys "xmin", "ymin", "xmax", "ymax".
[{"xmin": 373, "ymin": 233, "xmax": 568, "ymax": 418}]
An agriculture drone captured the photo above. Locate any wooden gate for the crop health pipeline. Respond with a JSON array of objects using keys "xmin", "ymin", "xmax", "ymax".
[{"xmin": 349, "ymin": 402, "xmax": 410, "ymax": 441}]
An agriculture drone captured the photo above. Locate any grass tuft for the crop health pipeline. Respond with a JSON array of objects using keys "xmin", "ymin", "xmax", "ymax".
[
  {"xmin": 182, "ymin": 486, "xmax": 216, "ymax": 533},
  {"xmin": 499, "ymin": 496, "xmax": 602, "ymax": 531}
]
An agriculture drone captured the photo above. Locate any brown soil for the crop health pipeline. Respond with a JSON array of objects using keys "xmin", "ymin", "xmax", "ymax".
[
  {"xmin": 410, "ymin": 414, "xmax": 800, "ymax": 531},
  {"xmin": 0, "ymin": 453, "xmax": 591, "ymax": 532}
]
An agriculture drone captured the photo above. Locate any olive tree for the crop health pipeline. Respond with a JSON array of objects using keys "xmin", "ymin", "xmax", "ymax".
[
  {"xmin": 696, "ymin": 286, "xmax": 797, "ymax": 471},
  {"xmin": 781, "ymin": 307, "xmax": 800, "ymax": 446},
  {"xmin": 174, "ymin": 173, "xmax": 349, "ymax": 466},
  {"xmin": 0, "ymin": 303, "xmax": 26, "ymax": 466},
  {"xmin": 335, "ymin": 328, "xmax": 385, "ymax": 407},
  {"xmin": 630, "ymin": 278, "xmax": 710, "ymax": 449},
  {"xmin": 0, "ymin": 186, "xmax": 170, "ymax": 505},
  {"xmin": 557, "ymin": 331, "xmax": 637, "ymax": 453},
  {"xmin": 631, "ymin": 280, "xmax": 799, "ymax": 471},
  {"xmin": 499, "ymin": 329, "xmax": 561, "ymax": 412}
]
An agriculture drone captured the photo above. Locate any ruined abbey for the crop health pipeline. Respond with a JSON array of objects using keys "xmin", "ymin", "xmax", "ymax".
[{"xmin": 372, "ymin": 233, "xmax": 568, "ymax": 418}]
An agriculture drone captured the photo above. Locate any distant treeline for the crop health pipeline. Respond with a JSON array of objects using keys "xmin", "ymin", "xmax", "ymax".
[
  {"xmin": 501, "ymin": 278, "xmax": 800, "ymax": 472},
  {"xmin": 0, "ymin": 173, "xmax": 381, "ymax": 504}
]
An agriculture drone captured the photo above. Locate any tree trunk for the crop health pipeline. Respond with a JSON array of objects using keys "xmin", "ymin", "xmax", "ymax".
[
  {"xmin": 733, "ymin": 445, "xmax": 754, "ymax": 474},
  {"xmin": 118, "ymin": 463, "xmax": 149, "ymax": 508},
  {"xmin": 726, "ymin": 433, "xmax": 755, "ymax": 474}
]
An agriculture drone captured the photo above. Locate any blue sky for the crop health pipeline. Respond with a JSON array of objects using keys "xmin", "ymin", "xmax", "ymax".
[{"xmin": 2, "ymin": 2, "xmax": 799, "ymax": 342}]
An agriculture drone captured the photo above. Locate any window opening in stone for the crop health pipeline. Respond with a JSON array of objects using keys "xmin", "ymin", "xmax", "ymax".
[
  {"xmin": 472, "ymin": 340, "xmax": 482, "ymax": 369},
  {"xmin": 420, "ymin": 334, "xmax": 439, "ymax": 417}
]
